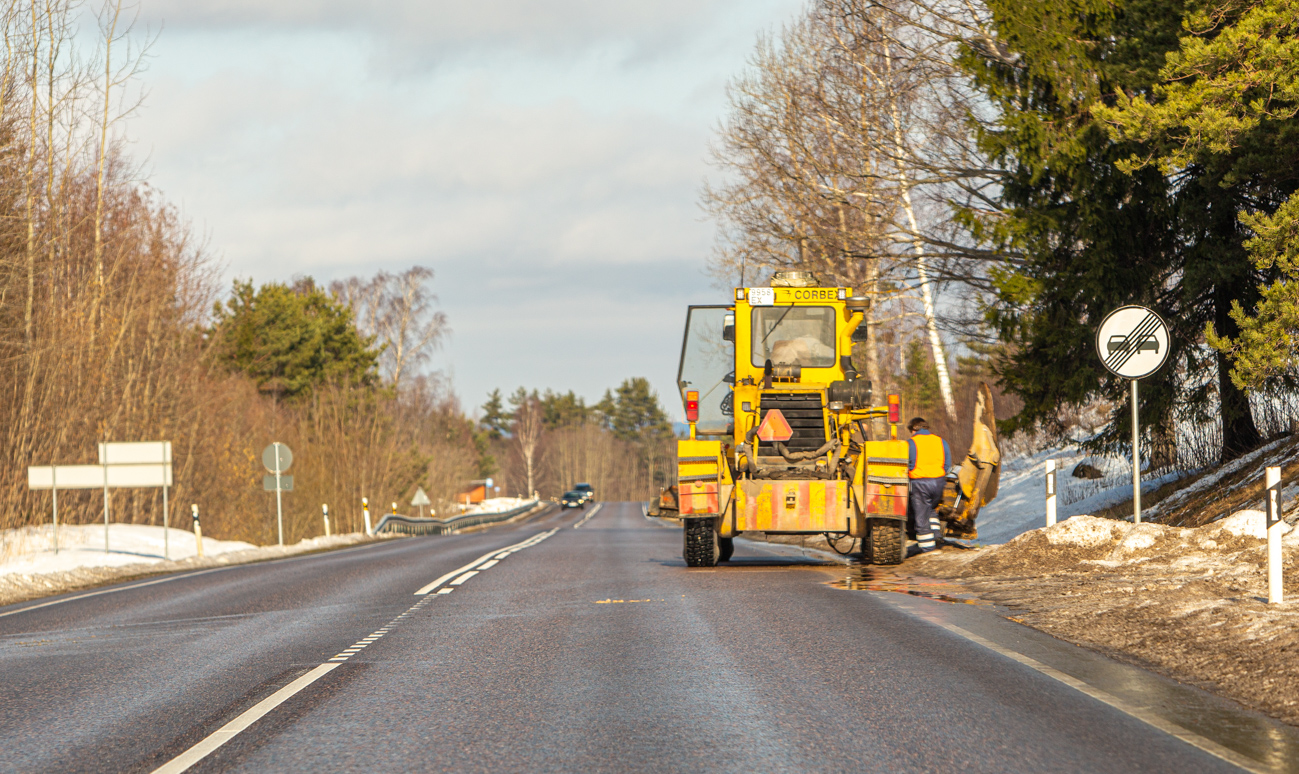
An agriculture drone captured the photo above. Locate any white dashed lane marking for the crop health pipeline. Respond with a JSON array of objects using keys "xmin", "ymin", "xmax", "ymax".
[
  {"xmin": 572, "ymin": 503, "xmax": 603, "ymax": 529},
  {"xmin": 449, "ymin": 571, "xmax": 478, "ymax": 586},
  {"xmin": 151, "ymin": 527, "xmax": 559, "ymax": 774},
  {"xmin": 413, "ymin": 529, "xmax": 557, "ymax": 595}
]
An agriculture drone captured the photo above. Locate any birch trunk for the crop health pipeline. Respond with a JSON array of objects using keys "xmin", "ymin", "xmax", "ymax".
[{"xmin": 883, "ymin": 34, "xmax": 955, "ymax": 419}]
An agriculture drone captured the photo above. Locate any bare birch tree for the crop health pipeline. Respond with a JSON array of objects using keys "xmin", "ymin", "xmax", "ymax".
[
  {"xmin": 332, "ymin": 266, "xmax": 448, "ymax": 388},
  {"xmin": 705, "ymin": 0, "xmax": 1006, "ymax": 416},
  {"xmin": 510, "ymin": 389, "xmax": 543, "ymax": 497}
]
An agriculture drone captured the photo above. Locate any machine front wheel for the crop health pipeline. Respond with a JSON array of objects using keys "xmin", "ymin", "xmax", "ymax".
[{"xmin": 683, "ymin": 517, "xmax": 719, "ymax": 567}]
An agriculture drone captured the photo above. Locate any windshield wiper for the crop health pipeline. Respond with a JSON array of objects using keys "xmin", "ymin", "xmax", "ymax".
[{"xmin": 760, "ymin": 304, "xmax": 796, "ymax": 348}]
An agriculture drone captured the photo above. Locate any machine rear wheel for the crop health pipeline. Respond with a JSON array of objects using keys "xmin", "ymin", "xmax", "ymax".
[
  {"xmin": 864, "ymin": 518, "xmax": 904, "ymax": 565},
  {"xmin": 683, "ymin": 517, "xmax": 719, "ymax": 567},
  {"xmin": 717, "ymin": 537, "xmax": 734, "ymax": 562}
]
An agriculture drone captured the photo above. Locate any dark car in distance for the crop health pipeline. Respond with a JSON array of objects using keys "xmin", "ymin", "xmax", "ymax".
[
  {"xmin": 560, "ymin": 490, "xmax": 586, "ymax": 509},
  {"xmin": 573, "ymin": 482, "xmax": 595, "ymax": 503}
]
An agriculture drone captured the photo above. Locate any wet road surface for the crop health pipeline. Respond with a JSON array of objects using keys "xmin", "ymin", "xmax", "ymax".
[{"xmin": 1, "ymin": 501, "xmax": 1295, "ymax": 773}]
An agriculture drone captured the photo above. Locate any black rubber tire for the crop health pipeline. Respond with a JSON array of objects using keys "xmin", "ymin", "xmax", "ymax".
[
  {"xmin": 864, "ymin": 518, "xmax": 904, "ymax": 566},
  {"xmin": 717, "ymin": 537, "xmax": 734, "ymax": 562},
  {"xmin": 683, "ymin": 517, "xmax": 719, "ymax": 567}
]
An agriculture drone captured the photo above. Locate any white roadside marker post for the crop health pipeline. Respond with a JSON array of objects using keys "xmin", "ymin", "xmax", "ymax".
[
  {"xmin": 1046, "ymin": 459, "xmax": 1058, "ymax": 527},
  {"xmin": 192, "ymin": 504, "xmax": 204, "ymax": 559},
  {"xmin": 322, "ymin": 504, "xmax": 330, "ymax": 537},
  {"xmin": 363, "ymin": 497, "xmax": 372, "ymax": 536},
  {"xmin": 1267, "ymin": 466, "xmax": 1283, "ymax": 604}
]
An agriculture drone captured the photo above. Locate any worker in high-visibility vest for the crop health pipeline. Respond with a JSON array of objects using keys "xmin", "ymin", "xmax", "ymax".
[{"xmin": 907, "ymin": 417, "xmax": 951, "ymax": 554}]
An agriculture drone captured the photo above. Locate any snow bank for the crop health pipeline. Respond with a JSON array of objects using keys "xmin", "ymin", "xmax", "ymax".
[
  {"xmin": 0, "ymin": 523, "xmax": 386, "ymax": 607},
  {"xmin": 961, "ymin": 508, "xmax": 1299, "ymax": 577},
  {"xmin": 459, "ymin": 497, "xmax": 535, "ymax": 516},
  {"xmin": 0, "ymin": 523, "xmax": 255, "ymax": 577},
  {"xmin": 974, "ymin": 447, "xmax": 1181, "ymax": 545},
  {"xmin": 1144, "ymin": 437, "xmax": 1291, "ymax": 518}
]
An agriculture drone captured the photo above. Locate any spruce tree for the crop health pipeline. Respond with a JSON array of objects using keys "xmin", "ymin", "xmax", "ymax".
[
  {"xmin": 968, "ymin": 0, "xmax": 1263, "ymax": 459},
  {"xmin": 1097, "ymin": 0, "xmax": 1299, "ymax": 393}
]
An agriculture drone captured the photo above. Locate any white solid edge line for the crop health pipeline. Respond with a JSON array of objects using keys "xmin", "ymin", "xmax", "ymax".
[
  {"xmin": 0, "ymin": 565, "xmax": 232, "ymax": 620},
  {"xmin": 933, "ymin": 619, "xmax": 1267, "ymax": 774},
  {"xmin": 413, "ymin": 529, "xmax": 557, "ymax": 595},
  {"xmin": 151, "ymin": 662, "xmax": 339, "ymax": 774}
]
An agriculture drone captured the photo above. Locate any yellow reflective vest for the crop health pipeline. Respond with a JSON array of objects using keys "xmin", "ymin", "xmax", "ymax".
[{"xmin": 908, "ymin": 431, "xmax": 950, "ymax": 479}]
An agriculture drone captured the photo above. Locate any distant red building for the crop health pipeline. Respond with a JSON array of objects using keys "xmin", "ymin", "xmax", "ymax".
[{"xmin": 457, "ymin": 480, "xmax": 489, "ymax": 505}]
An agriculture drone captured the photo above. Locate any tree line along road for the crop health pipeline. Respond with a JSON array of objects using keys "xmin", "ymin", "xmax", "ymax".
[{"xmin": 0, "ymin": 502, "xmax": 1294, "ymax": 773}]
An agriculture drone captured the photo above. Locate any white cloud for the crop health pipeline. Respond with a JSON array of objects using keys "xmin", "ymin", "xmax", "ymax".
[
  {"xmin": 127, "ymin": 0, "xmax": 807, "ymax": 409},
  {"xmin": 142, "ymin": 0, "xmax": 739, "ymax": 64}
]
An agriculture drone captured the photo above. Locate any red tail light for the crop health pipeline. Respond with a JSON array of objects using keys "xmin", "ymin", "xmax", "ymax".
[
  {"xmin": 887, "ymin": 394, "xmax": 900, "ymax": 423},
  {"xmin": 686, "ymin": 390, "xmax": 699, "ymax": 423}
]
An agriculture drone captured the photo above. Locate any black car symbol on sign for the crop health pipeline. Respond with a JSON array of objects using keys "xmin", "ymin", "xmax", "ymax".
[{"xmin": 1107, "ymin": 333, "xmax": 1159, "ymax": 354}]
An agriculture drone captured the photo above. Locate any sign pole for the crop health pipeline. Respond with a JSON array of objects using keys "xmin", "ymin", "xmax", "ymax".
[
  {"xmin": 162, "ymin": 443, "xmax": 171, "ymax": 560},
  {"xmin": 1131, "ymin": 379, "xmax": 1141, "ymax": 524},
  {"xmin": 1267, "ymin": 466, "xmax": 1283, "ymax": 604},
  {"xmin": 51, "ymin": 465, "xmax": 58, "ymax": 555},
  {"xmin": 275, "ymin": 444, "xmax": 284, "ymax": 547},
  {"xmin": 103, "ymin": 451, "xmax": 110, "ymax": 553},
  {"xmin": 163, "ymin": 478, "xmax": 170, "ymax": 561}
]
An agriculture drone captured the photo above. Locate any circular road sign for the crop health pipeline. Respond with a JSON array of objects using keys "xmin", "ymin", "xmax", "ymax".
[
  {"xmin": 1096, "ymin": 305, "xmax": 1170, "ymax": 379},
  {"xmin": 262, "ymin": 442, "xmax": 293, "ymax": 473}
]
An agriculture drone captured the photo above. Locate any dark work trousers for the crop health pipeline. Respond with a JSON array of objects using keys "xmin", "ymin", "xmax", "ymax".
[{"xmin": 908, "ymin": 477, "xmax": 946, "ymax": 552}]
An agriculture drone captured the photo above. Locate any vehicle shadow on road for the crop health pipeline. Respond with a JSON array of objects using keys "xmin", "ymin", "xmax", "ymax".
[{"xmin": 650, "ymin": 556, "xmax": 837, "ymax": 569}]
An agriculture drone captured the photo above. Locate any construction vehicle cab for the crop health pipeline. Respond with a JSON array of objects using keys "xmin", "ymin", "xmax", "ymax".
[{"xmin": 674, "ymin": 272, "xmax": 999, "ymax": 567}]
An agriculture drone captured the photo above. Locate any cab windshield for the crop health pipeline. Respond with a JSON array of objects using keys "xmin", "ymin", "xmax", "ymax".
[{"xmin": 751, "ymin": 306, "xmax": 835, "ymax": 367}]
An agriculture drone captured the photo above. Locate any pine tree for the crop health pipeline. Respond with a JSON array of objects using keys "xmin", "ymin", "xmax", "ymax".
[
  {"xmin": 539, "ymin": 390, "xmax": 590, "ymax": 429},
  {"xmin": 210, "ymin": 278, "xmax": 379, "ymax": 400},
  {"xmin": 609, "ymin": 378, "xmax": 674, "ymax": 446}
]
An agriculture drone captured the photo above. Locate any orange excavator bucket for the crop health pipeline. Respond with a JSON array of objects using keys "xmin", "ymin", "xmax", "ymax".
[{"xmin": 939, "ymin": 383, "xmax": 1002, "ymax": 539}]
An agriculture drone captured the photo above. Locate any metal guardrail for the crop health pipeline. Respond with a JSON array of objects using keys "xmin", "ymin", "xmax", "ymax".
[{"xmin": 372, "ymin": 499, "xmax": 544, "ymax": 536}]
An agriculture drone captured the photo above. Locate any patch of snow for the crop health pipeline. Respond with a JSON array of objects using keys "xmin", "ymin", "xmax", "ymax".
[
  {"xmin": 1043, "ymin": 515, "xmax": 1126, "ymax": 548},
  {"xmin": 459, "ymin": 497, "xmax": 536, "ymax": 516},
  {"xmin": 1216, "ymin": 509, "xmax": 1291, "ymax": 540},
  {"xmin": 0, "ymin": 523, "xmax": 256, "ymax": 577},
  {"xmin": 1146, "ymin": 436, "xmax": 1291, "ymax": 516},
  {"xmin": 1112, "ymin": 524, "xmax": 1163, "ymax": 554}
]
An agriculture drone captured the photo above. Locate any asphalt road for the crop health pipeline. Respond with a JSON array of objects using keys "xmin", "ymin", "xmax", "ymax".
[{"xmin": 1, "ymin": 501, "xmax": 1295, "ymax": 773}]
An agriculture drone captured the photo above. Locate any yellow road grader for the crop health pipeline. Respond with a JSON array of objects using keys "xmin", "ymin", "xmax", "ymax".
[{"xmin": 674, "ymin": 273, "xmax": 1001, "ymax": 567}]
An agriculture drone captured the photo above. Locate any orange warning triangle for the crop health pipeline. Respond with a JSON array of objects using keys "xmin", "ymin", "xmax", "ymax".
[{"xmin": 756, "ymin": 409, "xmax": 794, "ymax": 443}]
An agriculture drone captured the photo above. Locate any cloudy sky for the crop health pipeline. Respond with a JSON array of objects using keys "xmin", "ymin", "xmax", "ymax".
[{"xmin": 125, "ymin": 0, "xmax": 806, "ymax": 420}]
